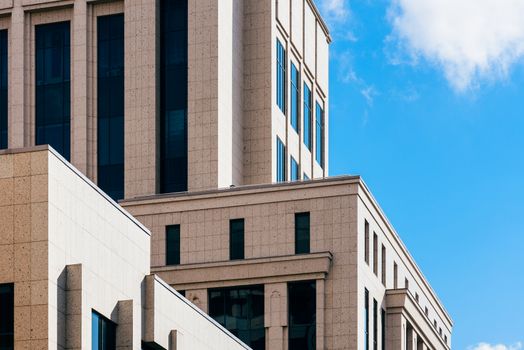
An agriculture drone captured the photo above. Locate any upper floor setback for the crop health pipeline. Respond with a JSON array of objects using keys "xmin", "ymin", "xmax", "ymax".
[{"xmin": 120, "ymin": 175, "xmax": 453, "ymax": 341}]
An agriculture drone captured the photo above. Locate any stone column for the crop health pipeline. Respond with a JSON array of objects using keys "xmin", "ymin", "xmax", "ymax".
[
  {"xmin": 124, "ymin": 0, "xmax": 158, "ymax": 198},
  {"xmin": 65, "ymin": 264, "xmax": 82, "ymax": 350},
  {"xmin": 71, "ymin": 0, "xmax": 88, "ymax": 173},
  {"xmin": 116, "ymin": 300, "xmax": 133, "ymax": 350},
  {"xmin": 265, "ymin": 283, "xmax": 287, "ymax": 350}
]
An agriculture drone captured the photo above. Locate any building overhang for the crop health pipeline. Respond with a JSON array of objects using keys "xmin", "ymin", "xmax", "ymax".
[
  {"xmin": 152, "ymin": 252, "xmax": 333, "ymax": 290},
  {"xmin": 386, "ymin": 289, "xmax": 450, "ymax": 350}
]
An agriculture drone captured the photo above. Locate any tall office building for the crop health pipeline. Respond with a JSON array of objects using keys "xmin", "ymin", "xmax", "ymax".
[{"xmin": 0, "ymin": 0, "xmax": 452, "ymax": 349}]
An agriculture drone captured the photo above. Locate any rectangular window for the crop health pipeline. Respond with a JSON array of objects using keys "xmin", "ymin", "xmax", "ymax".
[
  {"xmin": 373, "ymin": 299, "xmax": 378, "ymax": 350},
  {"xmin": 276, "ymin": 137, "xmax": 286, "ymax": 182},
  {"xmin": 290, "ymin": 62, "xmax": 299, "ymax": 131},
  {"xmin": 405, "ymin": 278, "xmax": 409, "ymax": 290},
  {"xmin": 230, "ymin": 219, "xmax": 245, "ymax": 260},
  {"xmin": 291, "ymin": 156, "xmax": 299, "ymax": 181},
  {"xmin": 0, "ymin": 284, "xmax": 14, "ymax": 349},
  {"xmin": 303, "ymin": 83, "xmax": 312, "ymax": 150},
  {"xmin": 160, "ymin": 0, "xmax": 188, "ymax": 193},
  {"xmin": 315, "ymin": 101, "xmax": 324, "ymax": 167},
  {"xmin": 209, "ymin": 285, "xmax": 265, "ymax": 350},
  {"xmin": 92, "ymin": 310, "xmax": 116, "ymax": 350},
  {"xmin": 289, "ymin": 280, "xmax": 316, "ymax": 350},
  {"xmin": 364, "ymin": 220, "xmax": 370, "ymax": 265},
  {"xmin": 0, "ymin": 30, "xmax": 7, "ymax": 150},
  {"xmin": 166, "ymin": 225, "xmax": 181, "ymax": 265},
  {"xmin": 276, "ymin": 39, "xmax": 286, "ymax": 114},
  {"xmin": 364, "ymin": 288, "xmax": 369, "ymax": 350},
  {"xmin": 295, "ymin": 212, "xmax": 310, "ymax": 254},
  {"xmin": 373, "ymin": 232, "xmax": 378, "ymax": 276},
  {"xmin": 381, "ymin": 308, "xmax": 386, "ymax": 350},
  {"xmin": 393, "ymin": 262, "xmax": 398, "ymax": 289},
  {"xmin": 381, "ymin": 245, "xmax": 386, "ymax": 286},
  {"xmin": 97, "ymin": 14, "xmax": 124, "ymax": 201},
  {"xmin": 35, "ymin": 21, "xmax": 71, "ymax": 160}
]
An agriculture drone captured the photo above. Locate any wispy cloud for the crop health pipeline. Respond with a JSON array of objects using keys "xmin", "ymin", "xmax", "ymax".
[
  {"xmin": 387, "ymin": 0, "xmax": 524, "ymax": 92},
  {"xmin": 361, "ymin": 86, "xmax": 378, "ymax": 106},
  {"xmin": 317, "ymin": 0, "xmax": 350, "ymax": 24},
  {"xmin": 468, "ymin": 342, "xmax": 523, "ymax": 350}
]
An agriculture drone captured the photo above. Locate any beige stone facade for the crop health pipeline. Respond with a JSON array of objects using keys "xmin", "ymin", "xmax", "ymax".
[
  {"xmin": 0, "ymin": 146, "xmax": 250, "ymax": 350},
  {"xmin": 121, "ymin": 177, "xmax": 453, "ymax": 350},
  {"xmin": 0, "ymin": 0, "xmax": 452, "ymax": 349}
]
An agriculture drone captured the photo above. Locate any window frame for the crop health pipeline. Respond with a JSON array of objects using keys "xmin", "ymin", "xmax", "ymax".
[
  {"xmin": 276, "ymin": 39, "xmax": 286, "ymax": 114},
  {"xmin": 166, "ymin": 224, "xmax": 181, "ymax": 265},
  {"xmin": 229, "ymin": 218, "xmax": 245, "ymax": 260},
  {"xmin": 295, "ymin": 212, "xmax": 310, "ymax": 254}
]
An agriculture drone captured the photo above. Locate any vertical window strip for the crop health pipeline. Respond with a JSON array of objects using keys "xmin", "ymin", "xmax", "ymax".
[
  {"xmin": 229, "ymin": 218, "xmax": 245, "ymax": 260},
  {"xmin": 291, "ymin": 156, "xmax": 299, "ymax": 181},
  {"xmin": 315, "ymin": 101, "xmax": 324, "ymax": 167},
  {"xmin": 373, "ymin": 299, "xmax": 378, "ymax": 350},
  {"xmin": 276, "ymin": 39, "xmax": 286, "ymax": 113},
  {"xmin": 166, "ymin": 225, "xmax": 181, "ymax": 265},
  {"xmin": 35, "ymin": 21, "xmax": 71, "ymax": 160},
  {"xmin": 295, "ymin": 212, "xmax": 310, "ymax": 254},
  {"xmin": 373, "ymin": 232, "xmax": 378, "ymax": 276},
  {"xmin": 364, "ymin": 288, "xmax": 369, "ymax": 350},
  {"xmin": 364, "ymin": 220, "xmax": 370, "ymax": 265},
  {"xmin": 290, "ymin": 63, "xmax": 299, "ymax": 131},
  {"xmin": 0, "ymin": 30, "xmax": 7, "ymax": 150},
  {"xmin": 276, "ymin": 137, "xmax": 286, "ymax": 182},
  {"xmin": 97, "ymin": 14, "xmax": 125, "ymax": 201},
  {"xmin": 394, "ymin": 262, "xmax": 398, "ymax": 289},
  {"xmin": 381, "ymin": 245, "xmax": 386, "ymax": 286},
  {"xmin": 381, "ymin": 308, "xmax": 386, "ymax": 350},
  {"xmin": 0, "ymin": 284, "xmax": 14, "ymax": 349},
  {"xmin": 303, "ymin": 83, "xmax": 312, "ymax": 150}
]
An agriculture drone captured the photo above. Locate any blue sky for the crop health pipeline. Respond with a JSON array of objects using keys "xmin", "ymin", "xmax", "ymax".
[{"xmin": 315, "ymin": 0, "xmax": 524, "ymax": 349}]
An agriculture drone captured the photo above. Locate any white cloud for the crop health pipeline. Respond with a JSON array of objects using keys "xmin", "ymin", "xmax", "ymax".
[
  {"xmin": 361, "ymin": 86, "xmax": 378, "ymax": 106},
  {"xmin": 388, "ymin": 0, "xmax": 524, "ymax": 92},
  {"xmin": 317, "ymin": 0, "xmax": 350, "ymax": 24},
  {"xmin": 468, "ymin": 342, "xmax": 523, "ymax": 350}
]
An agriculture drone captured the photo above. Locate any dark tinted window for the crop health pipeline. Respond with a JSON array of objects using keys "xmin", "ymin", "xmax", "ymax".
[
  {"xmin": 208, "ymin": 285, "xmax": 265, "ymax": 350},
  {"xmin": 0, "ymin": 30, "xmax": 7, "ymax": 150},
  {"xmin": 230, "ymin": 219, "xmax": 244, "ymax": 260},
  {"xmin": 0, "ymin": 283, "xmax": 14, "ymax": 350},
  {"xmin": 35, "ymin": 21, "xmax": 71, "ymax": 160},
  {"xmin": 364, "ymin": 288, "xmax": 369, "ymax": 350},
  {"xmin": 373, "ymin": 299, "xmax": 378, "ymax": 350},
  {"xmin": 288, "ymin": 280, "xmax": 316, "ymax": 350},
  {"xmin": 381, "ymin": 308, "xmax": 386, "ymax": 350},
  {"xmin": 315, "ymin": 101, "xmax": 324, "ymax": 168},
  {"xmin": 291, "ymin": 156, "xmax": 299, "ymax": 181},
  {"xmin": 92, "ymin": 311, "xmax": 116, "ymax": 350},
  {"xmin": 303, "ymin": 83, "xmax": 312, "ymax": 150},
  {"xmin": 276, "ymin": 137, "xmax": 286, "ymax": 182},
  {"xmin": 160, "ymin": 0, "xmax": 188, "ymax": 193},
  {"xmin": 295, "ymin": 212, "xmax": 310, "ymax": 254},
  {"xmin": 166, "ymin": 225, "xmax": 181, "ymax": 265},
  {"xmin": 290, "ymin": 63, "xmax": 299, "ymax": 131},
  {"xmin": 97, "ymin": 14, "xmax": 124, "ymax": 200},
  {"xmin": 276, "ymin": 39, "xmax": 286, "ymax": 113}
]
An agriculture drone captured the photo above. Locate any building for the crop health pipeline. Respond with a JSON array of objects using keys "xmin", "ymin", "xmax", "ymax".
[
  {"xmin": 0, "ymin": 146, "xmax": 251, "ymax": 349},
  {"xmin": 0, "ymin": 0, "xmax": 452, "ymax": 349}
]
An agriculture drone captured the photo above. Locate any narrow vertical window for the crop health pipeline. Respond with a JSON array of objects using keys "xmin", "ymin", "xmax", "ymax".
[
  {"xmin": 303, "ymin": 83, "xmax": 312, "ymax": 150},
  {"xmin": 373, "ymin": 232, "xmax": 378, "ymax": 276},
  {"xmin": 381, "ymin": 245, "xmax": 386, "ymax": 286},
  {"xmin": 0, "ymin": 30, "xmax": 7, "ymax": 150},
  {"xmin": 230, "ymin": 219, "xmax": 245, "ymax": 260},
  {"xmin": 405, "ymin": 278, "xmax": 409, "ymax": 290},
  {"xmin": 291, "ymin": 156, "xmax": 299, "ymax": 181},
  {"xmin": 276, "ymin": 137, "xmax": 286, "ymax": 182},
  {"xmin": 393, "ymin": 262, "xmax": 398, "ymax": 289},
  {"xmin": 290, "ymin": 62, "xmax": 299, "ymax": 131},
  {"xmin": 315, "ymin": 101, "xmax": 324, "ymax": 167},
  {"xmin": 364, "ymin": 220, "xmax": 370, "ymax": 265},
  {"xmin": 166, "ymin": 225, "xmax": 181, "ymax": 265},
  {"xmin": 97, "ymin": 14, "xmax": 124, "ymax": 200},
  {"xmin": 289, "ymin": 280, "xmax": 316, "ymax": 350},
  {"xmin": 381, "ymin": 308, "xmax": 386, "ymax": 350},
  {"xmin": 35, "ymin": 21, "xmax": 71, "ymax": 160},
  {"xmin": 0, "ymin": 284, "xmax": 14, "ymax": 349},
  {"xmin": 295, "ymin": 212, "xmax": 310, "ymax": 254},
  {"xmin": 276, "ymin": 39, "xmax": 286, "ymax": 114},
  {"xmin": 373, "ymin": 299, "xmax": 378, "ymax": 350},
  {"xmin": 364, "ymin": 288, "xmax": 369, "ymax": 350},
  {"xmin": 160, "ymin": 0, "xmax": 188, "ymax": 193},
  {"xmin": 92, "ymin": 311, "xmax": 116, "ymax": 350}
]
